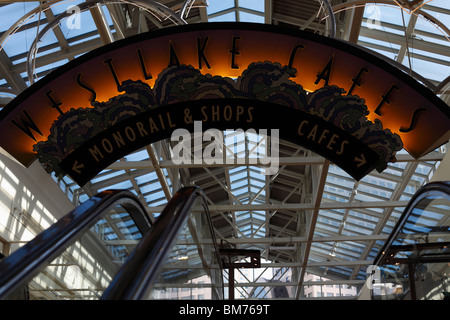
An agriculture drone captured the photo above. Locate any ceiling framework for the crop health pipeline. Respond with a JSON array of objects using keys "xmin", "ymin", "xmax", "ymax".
[{"xmin": 0, "ymin": 0, "xmax": 449, "ymax": 299}]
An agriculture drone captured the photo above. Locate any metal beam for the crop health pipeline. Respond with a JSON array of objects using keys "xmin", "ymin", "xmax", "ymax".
[
  {"xmin": 295, "ymin": 160, "xmax": 329, "ymax": 299},
  {"xmin": 146, "ymin": 199, "xmax": 409, "ymax": 213},
  {"xmin": 105, "ymin": 3, "xmax": 126, "ymax": 39},
  {"xmin": 123, "ymin": 234, "xmax": 387, "ymax": 246},
  {"xmin": 149, "ymin": 278, "xmax": 366, "ymax": 288},
  {"xmin": 43, "ymin": 5, "xmax": 73, "ymax": 60},
  {"xmin": 231, "ymin": 279, "xmax": 367, "ymax": 287},
  {"xmin": 87, "ymin": 2, "xmax": 114, "ymax": 45},
  {"xmin": 10, "ymin": 36, "xmax": 103, "ymax": 76},
  {"xmin": 264, "ymin": 0, "xmax": 272, "ymax": 24},
  {"xmin": 360, "ymin": 26, "xmax": 450, "ymax": 56},
  {"xmin": 0, "ymin": 50, "xmax": 27, "ymax": 91},
  {"xmin": 396, "ymin": 9, "xmax": 418, "ymax": 65},
  {"xmin": 146, "ymin": 144, "xmax": 172, "ymax": 201},
  {"xmin": 347, "ymin": 5, "xmax": 364, "ymax": 43},
  {"xmin": 106, "ymin": 153, "xmax": 444, "ymax": 170}
]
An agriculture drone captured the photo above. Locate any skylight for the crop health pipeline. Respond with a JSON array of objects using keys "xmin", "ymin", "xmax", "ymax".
[
  {"xmin": 359, "ymin": 2, "xmax": 450, "ymax": 84},
  {"xmin": 207, "ymin": 0, "xmax": 265, "ymax": 23}
]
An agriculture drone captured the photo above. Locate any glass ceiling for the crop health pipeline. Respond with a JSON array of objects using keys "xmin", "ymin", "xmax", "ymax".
[{"xmin": 0, "ymin": 0, "xmax": 449, "ymax": 299}]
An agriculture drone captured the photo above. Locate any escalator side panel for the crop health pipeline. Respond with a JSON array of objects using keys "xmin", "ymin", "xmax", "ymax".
[
  {"xmin": 0, "ymin": 190, "xmax": 151, "ymax": 299},
  {"xmin": 372, "ymin": 181, "xmax": 450, "ymax": 300},
  {"xmin": 101, "ymin": 186, "xmax": 224, "ymax": 300}
]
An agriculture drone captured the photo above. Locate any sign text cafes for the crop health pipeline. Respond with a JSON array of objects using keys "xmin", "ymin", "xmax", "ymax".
[{"xmin": 0, "ymin": 23, "xmax": 449, "ymax": 184}]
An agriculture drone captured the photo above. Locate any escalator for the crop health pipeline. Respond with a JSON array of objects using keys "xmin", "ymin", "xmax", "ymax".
[
  {"xmin": 0, "ymin": 186, "xmax": 223, "ymax": 300},
  {"xmin": 371, "ymin": 181, "xmax": 450, "ymax": 300}
]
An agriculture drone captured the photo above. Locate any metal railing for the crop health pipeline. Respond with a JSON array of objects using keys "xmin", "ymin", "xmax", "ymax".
[
  {"xmin": 0, "ymin": 190, "xmax": 152, "ymax": 299},
  {"xmin": 374, "ymin": 181, "xmax": 450, "ymax": 265},
  {"xmin": 101, "ymin": 186, "xmax": 223, "ymax": 300},
  {"xmin": 372, "ymin": 181, "xmax": 450, "ymax": 300}
]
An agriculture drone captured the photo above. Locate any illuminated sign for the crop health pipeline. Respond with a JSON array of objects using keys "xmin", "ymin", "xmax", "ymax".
[
  {"xmin": 0, "ymin": 23, "xmax": 448, "ymax": 185},
  {"xmin": 56, "ymin": 96, "xmax": 381, "ymax": 186}
]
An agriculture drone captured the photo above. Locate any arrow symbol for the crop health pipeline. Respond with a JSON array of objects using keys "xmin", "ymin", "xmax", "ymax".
[
  {"xmin": 72, "ymin": 160, "xmax": 85, "ymax": 174},
  {"xmin": 354, "ymin": 153, "xmax": 366, "ymax": 168}
]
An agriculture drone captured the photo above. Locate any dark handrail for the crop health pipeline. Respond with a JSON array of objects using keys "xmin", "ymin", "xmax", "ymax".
[
  {"xmin": 373, "ymin": 181, "xmax": 450, "ymax": 266},
  {"xmin": 0, "ymin": 190, "xmax": 152, "ymax": 299},
  {"xmin": 101, "ymin": 186, "xmax": 223, "ymax": 300}
]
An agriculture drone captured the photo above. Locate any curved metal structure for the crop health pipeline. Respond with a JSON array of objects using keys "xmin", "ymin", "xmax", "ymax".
[
  {"xmin": 0, "ymin": 189, "xmax": 152, "ymax": 299},
  {"xmin": 372, "ymin": 181, "xmax": 450, "ymax": 300},
  {"xmin": 0, "ymin": 0, "xmax": 61, "ymax": 51},
  {"xmin": 101, "ymin": 186, "xmax": 223, "ymax": 300},
  {"xmin": 26, "ymin": 0, "xmax": 187, "ymax": 84},
  {"xmin": 330, "ymin": 0, "xmax": 450, "ymax": 92},
  {"xmin": 332, "ymin": 0, "xmax": 450, "ymax": 38},
  {"xmin": 320, "ymin": 0, "xmax": 336, "ymax": 38}
]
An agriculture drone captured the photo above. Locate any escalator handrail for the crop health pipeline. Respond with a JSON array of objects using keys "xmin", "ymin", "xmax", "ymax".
[
  {"xmin": 101, "ymin": 186, "xmax": 223, "ymax": 300},
  {"xmin": 373, "ymin": 181, "xmax": 450, "ymax": 266},
  {"xmin": 0, "ymin": 189, "xmax": 152, "ymax": 299}
]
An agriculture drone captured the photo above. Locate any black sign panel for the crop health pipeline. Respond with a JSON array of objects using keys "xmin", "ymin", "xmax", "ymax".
[{"xmin": 60, "ymin": 98, "xmax": 379, "ymax": 186}]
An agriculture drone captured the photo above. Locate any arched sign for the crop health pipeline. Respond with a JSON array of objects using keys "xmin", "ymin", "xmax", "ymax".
[{"xmin": 0, "ymin": 22, "xmax": 449, "ymax": 186}]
